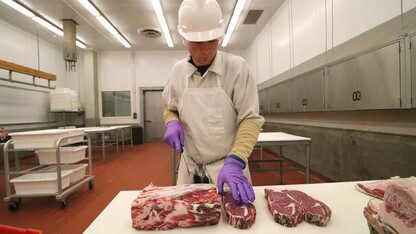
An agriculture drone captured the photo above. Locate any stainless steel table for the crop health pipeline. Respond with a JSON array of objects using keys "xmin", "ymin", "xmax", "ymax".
[
  {"xmin": 80, "ymin": 127, "xmax": 120, "ymax": 163},
  {"xmin": 171, "ymin": 132, "xmax": 311, "ymax": 185},
  {"xmin": 253, "ymin": 132, "xmax": 311, "ymax": 184},
  {"xmin": 84, "ymin": 181, "xmax": 371, "ymax": 234}
]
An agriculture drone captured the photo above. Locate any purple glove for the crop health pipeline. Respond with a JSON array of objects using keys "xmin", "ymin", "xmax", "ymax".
[
  {"xmin": 217, "ymin": 155, "xmax": 255, "ymax": 204},
  {"xmin": 164, "ymin": 120, "xmax": 184, "ymax": 153}
]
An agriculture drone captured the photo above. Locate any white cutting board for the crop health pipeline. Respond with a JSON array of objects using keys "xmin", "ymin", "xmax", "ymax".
[{"xmin": 84, "ymin": 181, "xmax": 372, "ymax": 234}]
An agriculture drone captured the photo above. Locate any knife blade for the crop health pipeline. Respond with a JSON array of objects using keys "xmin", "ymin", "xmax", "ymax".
[{"xmin": 180, "ymin": 148, "xmax": 191, "ymax": 176}]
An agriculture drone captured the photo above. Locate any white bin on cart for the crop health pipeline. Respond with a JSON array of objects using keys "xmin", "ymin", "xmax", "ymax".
[
  {"xmin": 10, "ymin": 171, "xmax": 72, "ymax": 195},
  {"xmin": 9, "ymin": 129, "xmax": 84, "ymax": 149},
  {"xmin": 39, "ymin": 164, "xmax": 88, "ymax": 183},
  {"xmin": 36, "ymin": 146, "xmax": 87, "ymax": 164}
]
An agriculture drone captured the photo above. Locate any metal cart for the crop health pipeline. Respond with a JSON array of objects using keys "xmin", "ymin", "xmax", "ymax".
[{"xmin": 3, "ymin": 133, "xmax": 94, "ymax": 210}]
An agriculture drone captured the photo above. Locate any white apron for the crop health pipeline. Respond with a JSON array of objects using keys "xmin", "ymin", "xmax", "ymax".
[{"xmin": 177, "ymin": 73, "xmax": 251, "ymax": 185}]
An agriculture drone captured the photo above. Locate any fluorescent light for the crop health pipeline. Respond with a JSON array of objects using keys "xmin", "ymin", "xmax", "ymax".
[
  {"xmin": 33, "ymin": 17, "xmax": 63, "ymax": 36},
  {"xmin": 233, "ymin": 0, "xmax": 246, "ymax": 16},
  {"xmin": 115, "ymin": 34, "xmax": 131, "ymax": 48},
  {"xmin": 222, "ymin": 0, "xmax": 246, "ymax": 47},
  {"xmin": 1, "ymin": 0, "xmax": 35, "ymax": 17},
  {"xmin": 76, "ymin": 40, "xmax": 87, "ymax": 49},
  {"xmin": 151, "ymin": 0, "xmax": 174, "ymax": 47},
  {"xmin": 77, "ymin": 0, "xmax": 100, "ymax": 16},
  {"xmin": 96, "ymin": 15, "xmax": 118, "ymax": 35}
]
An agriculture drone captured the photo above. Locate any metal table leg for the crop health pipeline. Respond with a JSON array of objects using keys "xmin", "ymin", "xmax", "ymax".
[
  {"xmin": 306, "ymin": 144, "xmax": 310, "ymax": 183},
  {"xmin": 102, "ymin": 133, "xmax": 106, "ymax": 163},
  {"xmin": 116, "ymin": 130, "xmax": 119, "ymax": 156},
  {"xmin": 121, "ymin": 128, "xmax": 125, "ymax": 152},
  {"xmin": 279, "ymin": 145, "xmax": 283, "ymax": 184},
  {"xmin": 130, "ymin": 127, "xmax": 133, "ymax": 149}
]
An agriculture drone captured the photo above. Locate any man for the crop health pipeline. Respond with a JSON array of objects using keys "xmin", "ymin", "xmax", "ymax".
[{"xmin": 162, "ymin": 0, "xmax": 264, "ymax": 204}]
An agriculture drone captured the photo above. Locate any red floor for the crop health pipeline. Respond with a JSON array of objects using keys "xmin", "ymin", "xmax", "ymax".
[{"xmin": 0, "ymin": 143, "xmax": 332, "ymax": 233}]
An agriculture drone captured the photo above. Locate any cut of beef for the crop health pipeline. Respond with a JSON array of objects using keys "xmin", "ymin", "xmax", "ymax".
[
  {"xmin": 222, "ymin": 191, "xmax": 256, "ymax": 229},
  {"xmin": 131, "ymin": 183, "xmax": 221, "ymax": 231},
  {"xmin": 363, "ymin": 198, "xmax": 397, "ymax": 234},
  {"xmin": 363, "ymin": 183, "xmax": 416, "ymax": 234},
  {"xmin": 357, "ymin": 176, "xmax": 416, "ymax": 200},
  {"xmin": 282, "ymin": 189, "xmax": 332, "ymax": 227},
  {"xmin": 264, "ymin": 188, "xmax": 303, "ymax": 227}
]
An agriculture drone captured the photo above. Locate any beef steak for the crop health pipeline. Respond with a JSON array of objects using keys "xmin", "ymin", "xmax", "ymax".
[
  {"xmin": 264, "ymin": 188, "xmax": 304, "ymax": 227},
  {"xmin": 282, "ymin": 189, "xmax": 332, "ymax": 226},
  {"xmin": 131, "ymin": 183, "xmax": 221, "ymax": 230},
  {"xmin": 222, "ymin": 191, "xmax": 256, "ymax": 229}
]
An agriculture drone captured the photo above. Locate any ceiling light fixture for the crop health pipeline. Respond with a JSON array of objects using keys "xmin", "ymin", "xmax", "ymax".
[
  {"xmin": 77, "ymin": 0, "xmax": 99, "ymax": 16},
  {"xmin": 76, "ymin": 40, "xmax": 87, "ymax": 49},
  {"xmin": 77, "ymin": 0, "xmax": 131, "ymax": 48},
  {"xmin": 96, "ymin": 15, "xmax": 118, "ymax": 35},
  {"xmin": 33, "ymin": 16, "xmax": 64, "ymax": 36},
  {"xmin": 150, "ymin": 0, "xmax": 173, "ymax": 47},
  {"xmin": 1, "ymin": 0, "xmax": 34, "ymax": 17},
  {"xmin": 1, "ymin": 0, "xmax": 87, "ymax": 49},
  {"xmin": 115, "ymin": 34, "xmax": 131, "ymax": 48},
  {"xmin": 222, "ymin": 0, "xmax": 247, "ymax": 47}
]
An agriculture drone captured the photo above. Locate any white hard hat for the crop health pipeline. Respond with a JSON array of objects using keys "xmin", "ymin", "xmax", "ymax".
[{"xmin": 177, "ymin": 0, "xmax": 224, "ymax": 42}]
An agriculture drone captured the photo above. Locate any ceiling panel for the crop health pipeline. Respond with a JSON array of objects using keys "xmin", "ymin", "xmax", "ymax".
[{"xmin": 0, "ymin": 0, "xmax": 284, "ymax": 51}]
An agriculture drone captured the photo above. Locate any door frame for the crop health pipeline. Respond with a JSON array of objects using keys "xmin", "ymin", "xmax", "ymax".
[{"xmin": 139, "ymin": 86, "xmax": 164, "ymax": 143}]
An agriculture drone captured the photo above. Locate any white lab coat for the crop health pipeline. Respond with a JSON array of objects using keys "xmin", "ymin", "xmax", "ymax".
[{"xmin": 163, "ymin": 51, "xmax": 264, "ymax": 185}]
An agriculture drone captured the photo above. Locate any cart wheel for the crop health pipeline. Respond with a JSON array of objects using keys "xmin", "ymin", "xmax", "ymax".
[
  {"xmin": 58, "ymin": 200, "xmax": 68, "ymax": 209},
  {"xmin": 89, "ymin": 181, "xmax": 94, "ymax": 190},
  {"xmin": 8, "ymin": 201, "xmax": 19, "ymax": 211}
]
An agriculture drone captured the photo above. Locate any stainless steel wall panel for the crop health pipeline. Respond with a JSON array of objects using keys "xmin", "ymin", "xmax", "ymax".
[
  {"xmin": 290, "ymin": 77, "xmax": 305, "ymax": 112},
  {"xmin": 327, "ymin": 59, "xmax": 356, "ymax": 110},
  {"xmin": 304, "ymin": 69, "xmax": 325, "ymax": 111},
  {"xmin": 356, "ymin": 42, "xmax": 401, "ymax": 109}
]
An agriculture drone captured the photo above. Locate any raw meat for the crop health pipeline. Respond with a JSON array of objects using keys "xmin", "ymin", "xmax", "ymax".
[
  {"xmin": 363, "ymin": 199, "xmax": 397, "ymax": 234},
  {"xmin": 282, "ymin": 189, "xmax": 332, "ymax": 227},
  {"xmin": 222, "ymin": 191, "xmax": 256, "ymax": 229},
  {"xmin": 363, "ymin": 183, "xmax": 416, "ymax": 234},
  {"xmin": 357, "ymin": 176, "xmax": 416, "ymax": 199},
  {"xmin": 131, "ymin": 183, "xmax": 221, "ymax": 230},
  {"xmin": 264, "ymin": 188, "xmax": 303, "ymax": 227}
]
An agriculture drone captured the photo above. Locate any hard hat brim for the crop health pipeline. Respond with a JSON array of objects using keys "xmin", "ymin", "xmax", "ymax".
[{"xmin": 179, "ymin": 27, "xmax": 224, "ymax": 42}]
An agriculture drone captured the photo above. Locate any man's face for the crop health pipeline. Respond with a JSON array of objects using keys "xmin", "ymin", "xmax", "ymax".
[{"xmin": 187, "ymin": 39, "xmax": 219, "ymax": 66}]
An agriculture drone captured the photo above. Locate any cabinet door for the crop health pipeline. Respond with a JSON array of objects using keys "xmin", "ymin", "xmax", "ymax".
[
  {"xmin": 268, "ymin": 85, "xmax": 279, "ymax": 113},
  {"xmin": 290, "ymin": 77, "xmax": 305, "ymax": 112},
  {"xmin": 304, "ymin": 69, "xmax": 325, "ymax": 111},
  {"xmin": 258, "ymin": 89, "xmax": 269, "ymax": 114},
  {"xmin": 411, "ymin": 36, "xmax": 416, "ymax": 108},
  {"xmin": 356, "ymin": 43, "xmax": 401, "ymax": 110},
  {"xmin": 327, "ymin": 59, "xmax": 356, "ymax": 110},
  {"xmin": 277, "ymin": 81, "xmax": 290, "ymax": 112}
]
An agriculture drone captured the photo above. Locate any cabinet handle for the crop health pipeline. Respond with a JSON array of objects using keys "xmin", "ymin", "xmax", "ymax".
[
  {"xmin": 356, "ymin": 91, "xmax": 361, "ymax": 101},
  {"xmin": 276, "ymin": 102, "xmax": 280, "ymax": 108},
  {"xmin": 352, "ymin": 92, "xmax": 356, "ymax": 101},
  {"xmin": 302, "ymin": 99, "xmax": 307, "ymax": 106}
]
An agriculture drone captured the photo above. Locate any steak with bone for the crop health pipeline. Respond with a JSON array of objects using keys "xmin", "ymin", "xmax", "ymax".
[
  {"xmin": 222, "ymin": 191, "xmax": 256, "ymax": 229},
  {"xmin": 131, "ymin": 183, "xmax": 221, "ymax": 230},
  {"xmin": 264, "ymin": 188, "xmax": 304, "ymax": 227},
  {"xmin": 282, "ymin": 189, "xmax": 332, "ymax": 226},
  {"xmin": 363, "ymin": 183, "xmax": 416, "ymax": 234}
]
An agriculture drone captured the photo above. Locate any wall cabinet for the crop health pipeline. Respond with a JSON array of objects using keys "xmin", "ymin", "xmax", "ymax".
[
  {"xmin": 258, "ymin": 89, "xmax": 269, "ymax": 114},
  {"xmin": 269, "ymin": 81, "xmax": 290, "ymax": 113},
  {"xmin": 327, "ymin": 42, "xmax": 401, "ymax": 111},
  {"xmin": 290, "ymin": 69, "xmax": 325, "ymax": 112}
]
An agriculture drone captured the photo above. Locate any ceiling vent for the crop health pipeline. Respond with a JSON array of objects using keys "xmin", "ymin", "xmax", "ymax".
[
  {"xmin": 138, "ymin": 28, "xmax": 162, "ymax": 38},
  {"xmin": 243, "ymin": 10, "xmax": 264, "ymax": 24}
]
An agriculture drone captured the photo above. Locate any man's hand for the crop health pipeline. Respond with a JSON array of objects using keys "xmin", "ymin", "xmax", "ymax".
[
  {"xmin": 163, "ymin": 120, "xmax": 184, "ymax": 153},
  {"xmin": 217, "ymin": 156, "xmax": 255, "ymax": 204}
]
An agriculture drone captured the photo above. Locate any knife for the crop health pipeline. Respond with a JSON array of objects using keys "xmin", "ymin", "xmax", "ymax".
[{"xmin": 180, "ymin": 148, "xmax": 191, "ymax": 176}]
